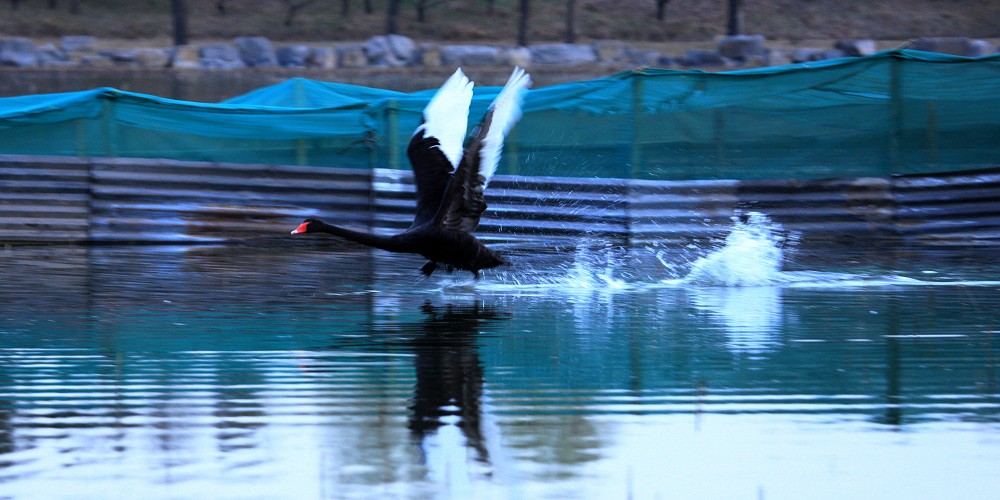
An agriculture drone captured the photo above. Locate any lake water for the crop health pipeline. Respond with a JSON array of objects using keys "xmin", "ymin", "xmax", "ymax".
[{"xmin": 2, "ymin": 215, "xmax": 999, "ymax": 499}]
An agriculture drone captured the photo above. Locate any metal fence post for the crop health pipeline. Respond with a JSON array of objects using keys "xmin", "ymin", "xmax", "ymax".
[
  {"xmin": 387, "ymin": 99, "xmax": 399, "ymax": 170},
  {"xmin": 100, "ymin": 97, "xmax": 117, "ymax": 158},
  {"xmin": 630, "ymin": 72, "xmax": 644, "ymax": 178},
  {"xmin": 888, "ymin": 52, "xmax": 903, "ymax": 175},
  {"xmin": 294, "ymin": 79, "xmax": 308, "ymax": 166}
]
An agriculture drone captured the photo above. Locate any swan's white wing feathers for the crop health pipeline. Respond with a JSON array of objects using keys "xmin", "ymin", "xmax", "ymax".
[
  {"xmin": 415, "ymin": 68, "xmax": 473, "ymax": 170},
  {"xmin": 478, "ymin": 66, "xmax": 532, "ymax": 189}
]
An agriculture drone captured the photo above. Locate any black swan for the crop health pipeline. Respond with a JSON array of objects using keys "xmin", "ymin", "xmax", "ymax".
[{"xmin": 291, "ymin": 67, "xmax": 532, "ymax": 278}]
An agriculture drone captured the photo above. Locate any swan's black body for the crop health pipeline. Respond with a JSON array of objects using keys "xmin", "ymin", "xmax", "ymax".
[
  {"xmin": 292, "ymin": 218, "xmax": 504, "ymax": 278},
  {"xmin": 291, "ymin": 68, "xmax": 529, "ymax": 278}
]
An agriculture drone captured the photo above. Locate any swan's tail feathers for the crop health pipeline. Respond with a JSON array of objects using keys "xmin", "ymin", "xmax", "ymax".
[
  {"xmin": 478, "ymin": 66, "xmax": 532, "ymax": 190},
  {"xmin": 415, "ymin": 68, "xmax": 474, "ymax": 170}
]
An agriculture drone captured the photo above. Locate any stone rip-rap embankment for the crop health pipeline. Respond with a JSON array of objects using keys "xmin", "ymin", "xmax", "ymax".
[{"xmin": 0, "ymin": 34, "xmax": 996, "ymax": 71}]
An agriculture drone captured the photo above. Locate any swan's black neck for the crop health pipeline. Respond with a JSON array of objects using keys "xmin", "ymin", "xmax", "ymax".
[{"xmin": 311, "ymin": 221, "xmax": 406, "ymax": 253}]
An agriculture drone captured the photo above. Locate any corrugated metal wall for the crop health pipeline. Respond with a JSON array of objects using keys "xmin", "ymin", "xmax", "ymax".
[
  {"xmin": 0, "ymin": 156, "xmax": 90, "ymax": 243},
  {"xmin": 1, "ymin": 155, "xmax": 997, "ymax": 246},
  {"xmin": 88, "ymin": 158, "xmax": 372, "ymax": 243},
  {"xmin": 893, "ymin": 169, "xmax": 1000, "ymax": 243}
]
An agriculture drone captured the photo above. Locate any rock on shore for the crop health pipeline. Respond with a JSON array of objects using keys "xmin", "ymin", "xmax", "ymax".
[{"xmin": 0, "ymin": 35, "xmax": 995, "ymax": 71}]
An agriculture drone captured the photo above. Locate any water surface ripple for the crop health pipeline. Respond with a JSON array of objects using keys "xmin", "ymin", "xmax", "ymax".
[{"xmin": 1, "ymin": 217, "xmax": 999, "ymax": 498}]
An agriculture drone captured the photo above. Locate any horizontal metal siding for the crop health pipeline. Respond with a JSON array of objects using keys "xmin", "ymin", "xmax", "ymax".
[
  {"xmin": 628, "ymin": 179, "xmax": 739, "ymax": 245},
  {"xmin": 735, "ymin": 177, "xmax": 897, "ymax": 240},
  {"xmin": 892, "ymin": 169, "xmax": 1000, "ymax": 243},
  {"xmin": 0, "ymin": 158, "xmax": 90, "ymax": 242},
  {"xmin": 90, "ymin": 158, "xmax": 372, "ymax": 243},
  {"xmin": 1, "ymin": 155, "xmax": 998, "ymax": 246}
]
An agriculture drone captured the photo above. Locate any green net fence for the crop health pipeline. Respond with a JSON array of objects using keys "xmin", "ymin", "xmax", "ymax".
[{"xmin": 1, "ymin": 49, "xmax": 997, "ymax": 180}]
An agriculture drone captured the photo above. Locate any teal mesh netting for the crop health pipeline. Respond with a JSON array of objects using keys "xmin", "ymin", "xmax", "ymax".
[{"xmin": 1, "ymin": 49, "xmax": 997, "ymax": 180}]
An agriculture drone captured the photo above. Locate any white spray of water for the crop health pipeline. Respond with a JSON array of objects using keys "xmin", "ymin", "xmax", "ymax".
[
  {"xmin": 681, "ymin": 212, "xmax": 789, "ymax": 287},
  {"xmin": 459, "ymin": 240, "xmax": 633, "ymax": 297},
  {"xmin": 440, "ymin": 210, "xmax": 993, "ymax": 296},
  {"xmin": 560, "ymin": 243, "xmax": 632, "ymax": 291}
]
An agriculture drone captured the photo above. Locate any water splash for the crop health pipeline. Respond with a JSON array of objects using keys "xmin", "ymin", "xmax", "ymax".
[
  {"xmin": 443, "ymin": 211, "xmax": 1000, "ymax": 295},
  {"xmin": 681, "ymin": 212, "xmax": 790, "ymax": 287},
  {"xmin": 666, "ymin": 212, "xmax": 987, "ymax": 288},
  {"xmin": 460, "ymin": 239, "xmax": 633, "ymax": 296},
  {"xmin": 558, "ymin": 243, "xmax": 632, "ymax": 291}
]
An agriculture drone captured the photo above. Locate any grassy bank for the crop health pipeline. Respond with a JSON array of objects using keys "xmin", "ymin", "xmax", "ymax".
[{"xmin": 2, "ymin": 0, "xmax": 998, "ymax": 44}]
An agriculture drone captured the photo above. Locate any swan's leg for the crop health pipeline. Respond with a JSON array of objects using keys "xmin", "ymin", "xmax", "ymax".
[{"xmin": 420, "ymin": 260, "xmax": 438, "ymax": 277}]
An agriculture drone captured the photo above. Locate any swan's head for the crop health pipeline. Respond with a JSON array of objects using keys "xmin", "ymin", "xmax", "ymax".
[{"xmin": 290, "ymin": 218, "xmax": 323, "ymax": 235}]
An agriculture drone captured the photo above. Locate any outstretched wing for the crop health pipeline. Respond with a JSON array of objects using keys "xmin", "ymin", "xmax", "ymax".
[
  {"xmin": 406, "ymin": 130, "xmax": 453, "ymax": 230},
  {"xmin": 406, "ymin": 69, "xmax": 473, "ymax": 229},
  {"xmin": 437, "ymin": 67, "xmax": 532, "ymax": 233},
  {"xmin": 471, "ymin": 66, "xmax": 531, "ymax": 192}
]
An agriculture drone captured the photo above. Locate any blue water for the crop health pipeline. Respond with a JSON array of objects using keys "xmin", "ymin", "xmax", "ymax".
[{"xmin": 1, "ymin": 215, "xmax": 999, "ymax": 499}]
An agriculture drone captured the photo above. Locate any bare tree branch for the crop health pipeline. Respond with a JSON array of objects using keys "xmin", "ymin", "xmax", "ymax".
[
  {"xmin": 517, "ymin": 0, "xmax": 530, "ymax": 46},
  {"xmin": 727, "ymin": 0, "xmax": 743, "ymax": 35},
  {"xmin": 386, "ymin": 0, "xmax": 401, "ymax": 34},
  {"xmin": 655, "ymin": 0, "xmax": 670, "ymax": 21},
  {"xmin": 415, "ymin": 0, "xmax": 444, "ymax": 23},
  {"xmin": 171, "ymin": 0, "xmax": 189, "ymax": 45},
  {"xmin": 565, "ymin": 0, "xmax": 576, "ymax": 43},
  {"xmin": 283, "ymin": 0, "xmax": 321, "ymax": 27}
]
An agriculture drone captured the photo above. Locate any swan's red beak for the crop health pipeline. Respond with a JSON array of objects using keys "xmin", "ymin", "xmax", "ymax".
[{"xmin": 290, "ymin": 222, "xmax": 310, "ymax": 235}]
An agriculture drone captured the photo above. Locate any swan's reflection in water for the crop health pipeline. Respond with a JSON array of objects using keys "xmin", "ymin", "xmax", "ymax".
[
  {"xmin": 327, "ymin": 298, "xmax": 511, "ymax": 482},
  {"xmin": 405, "ymin": 302, "xmax": 509, "ymax": 474}
]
